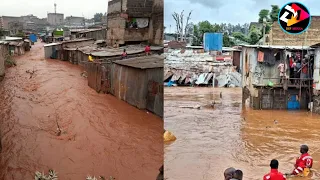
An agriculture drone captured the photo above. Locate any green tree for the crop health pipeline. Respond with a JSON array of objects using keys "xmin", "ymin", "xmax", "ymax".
[
  {"xmin": 270, "ymin": 5, "xmax": 280, "ymax": 22},
  {"xmin": 0, "ymin": 28, "xmax": 5, "ymax": 37},
  {"xmin": 223, "ymin": 32, "xmax": 234, "ymax": 47},
  {"xmin": 94, "ymin": 13, "xmax": 103, "ymax": 22},
  {"xmin": 232, "ymin": 32, "xmax": 249, "ymax": 42},
  {"xmin": 258, "ymin": 9, "xmax": 270, "ymax": 23},
  {"xmin": 192, "ymin": 24, "xmax": 200, "ymax": 45},
  {"xmin": 249, "ymin": 30, "xmax": 260, "ymax": 45}
]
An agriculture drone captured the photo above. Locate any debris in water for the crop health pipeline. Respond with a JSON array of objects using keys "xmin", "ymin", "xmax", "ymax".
[
  {"xmin": 164, "ymin": 130, "xmax": 176, "ymax": 142},
  {"xmin": 80, "ymin": 71, "xmax": 88, "ymax": 78},
  {"xmin": 35, "ymin": 169, "xmax": 58, "ymax": 180}
]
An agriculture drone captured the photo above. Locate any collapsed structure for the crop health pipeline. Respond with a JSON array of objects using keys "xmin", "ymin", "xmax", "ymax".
[{"xmin": 164, "ymin": 46, "xmax": 241, "ymax": 87}]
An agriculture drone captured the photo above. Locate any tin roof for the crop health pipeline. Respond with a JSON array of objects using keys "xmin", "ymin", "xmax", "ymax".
[
  {"xmin": 114, "ymin": 55, "xmax": 163, "ymax": 69},
  {"xmin": 240, "ymin": 44, "xmax": 312, "ymax": 50},
  {"xmin": 44, "ymin": 42, "xmax": 61, "ymax": 47},
  {"xmin": 310, "ymin": 43, "xmax": 320, "ymax": 48},
  {"xmin": 3, "ymin": 36, "xmax": 23, "ymax": 41}
]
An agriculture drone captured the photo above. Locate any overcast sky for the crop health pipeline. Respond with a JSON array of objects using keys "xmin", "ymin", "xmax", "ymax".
[
  {"xmin": 0, "ymin": 0, "xmax": 108, "ymax": 19},
  {"xmin": 165, "ymin": 0, "xmax": 320, "ymax": 33}
]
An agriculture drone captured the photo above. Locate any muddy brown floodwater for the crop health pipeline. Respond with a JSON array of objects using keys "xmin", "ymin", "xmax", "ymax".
[
  {"xmin": 164, "ymin": 87, "xmax": 320, "ymax": 180},
  {"xmin": 0, "ymin": 42, "xmax": 163, "ymax": 180}
]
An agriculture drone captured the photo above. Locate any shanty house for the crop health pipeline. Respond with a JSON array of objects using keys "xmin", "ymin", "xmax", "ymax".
[{"xmin": 241, "ymin": 45, "xmax": 314, "ymax": 110}]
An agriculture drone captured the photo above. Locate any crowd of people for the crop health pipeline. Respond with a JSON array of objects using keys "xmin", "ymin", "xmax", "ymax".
[{"xmin": 224, "ymin": 145, "xmax": 313, "ymax": 180}]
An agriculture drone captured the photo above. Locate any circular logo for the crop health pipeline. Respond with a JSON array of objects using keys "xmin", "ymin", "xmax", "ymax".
[{"xmin": 278, "ymin": 2, "xmax": 311, "ymax": 34}]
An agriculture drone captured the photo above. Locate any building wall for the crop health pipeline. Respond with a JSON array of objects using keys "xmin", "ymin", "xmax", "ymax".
[
  {"xmin": 126, "ymin": 0, "xmax": 153, "ymax": 17},
  {"xmin": 47, "ymin": 13, "xmax": 64, "ymax": 25},
  {"xmin": 83, "ymin": 29, "xmax": 107, "ymax": 40},
  {"xmin": 269, "ymin": 16, "xmax": 320, "ymax": 46},
  {"xmin": 65, "ymin": 16, "xmax": 84, "ymax": 25},
  {"xmin": 107, "ymin": 15, "xmax": 126, "ymax": 45},
  {"xmin": 0, "ymin": 16, "xmax": 22, "ymax": 30},
  {"xmin": 62, "ymin": 40, "xmax": 95, "ymax": 49},
  {"xmin": 107, "ymin": 0, "xmax": 162, "ymax": 45},
  {"xmin": 108, "ymin": 0, "xmax": 122, "ymax": 14},
  {"xmin": 8, "ymin": 21, "xmax": 24, "ymax": 35},
  {"xmin": 111, "ymin": 64, "xmax": 148, "ymax": 109},
  {"xmin": 124, "ymin": 28, "xmax": 149, "ymax": 42},
  {"xmin": 0, "ymin": 44, "xmax": 7, "ymax": 77},
  {"xmin": 146, "ymin": 67, "xmax": 163, "ymax": 117},
  {"xmin": 149, "ymin": 0, "xmax": 163, "ymax": 45}
]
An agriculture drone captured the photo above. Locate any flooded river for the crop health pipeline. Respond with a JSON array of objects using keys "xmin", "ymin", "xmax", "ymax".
[
  {"xmin": 0, "ymin": 42, "xmax": 163, "ymax": 179},
  {"xmin": 164, "ymin": 87, "xmax": 320, "ymax": 180}
]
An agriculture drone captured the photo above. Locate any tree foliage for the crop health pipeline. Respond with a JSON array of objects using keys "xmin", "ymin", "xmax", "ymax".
[
  {"xmin": 270, "ymin": 5, "xmax": 280, "ymax": 22},
  {"xmin": 258, "ymin": 9, "xmax": 270, "ymax": 23},
  {"xmin": 94, "ymin": 13, "xmax": 103, "ymax": 22}
]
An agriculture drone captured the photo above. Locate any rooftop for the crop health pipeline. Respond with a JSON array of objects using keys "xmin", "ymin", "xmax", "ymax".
[
  {"xmin": 114, "ymin": 55, "xmax": 163, "ymax": 69},
  {"xmin": 2, "ymin": 36, "xmax": 23, "ymax": 41},
  {"xmin": 240, "ymin": 44, "xmax": 312, "ymax": 50}
]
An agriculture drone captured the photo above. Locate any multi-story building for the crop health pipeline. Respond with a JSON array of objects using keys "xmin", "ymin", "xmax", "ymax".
[
  {"xmin": 8, "ymin": 21, "xmax": 24, "ymax": 35},
  {"xmin": 65, "ymin": 16, "xmax": 85, "ymax": 26},
  {"xmin": 47, "ymin": 13, "xmax": 64, "ymax": 26},
  {"xmin": 0, "ymin": 16, "xmax": 23, "ymax": 30},
  {"xmin": 107, "ymin": 0, "xmax": 163, "ymax": 46}
]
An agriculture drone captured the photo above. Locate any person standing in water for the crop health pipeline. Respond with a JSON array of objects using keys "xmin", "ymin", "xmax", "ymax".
[
  {"xmin": 291, "ymin": 145, "xmax": 313, "ymax": 176},
  {"xmin": 263, "ymin": 159, "xmax": 286, "ymax": 180},
  {"xmin": 121, "ymin": 49, "xmax": 127, "ymax": 59},
  {"xmin": 145, "ymin": 43, "xmax": 151, "ymax": 56}
]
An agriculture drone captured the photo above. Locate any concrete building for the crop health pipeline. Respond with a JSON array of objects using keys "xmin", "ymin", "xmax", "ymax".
[
  {"xmin": 65, "ymin": 16, "xmax": 85, "ymax": 26},
  {"xmin": 107, "ymin": 0, "xmax": 163, "ymax": 46},
  {"xmin": 47, "ymin": 13, "xmax": 64, "ymax": 25},
  {"xmin": 8, "ymin": 21, "xmax": 24, "ymax": 35},
  {"xmin": 0, "ymin": 16, "xmax": 23, "ymax": 30},
  {"xmin": 310, "ymin": 43, "xmax": 320, "ymax": 114},
  {"xmin": 268, "ymin": 16, "xmax": 320, "ymax": 46},
  {"xmin": 241, "ymin": 45, "xmax": 314, "ymax": 110}
]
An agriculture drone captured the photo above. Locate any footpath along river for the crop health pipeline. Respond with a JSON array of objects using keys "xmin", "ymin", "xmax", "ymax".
[
  {"xmin": 164, "ymin": 87, "xmax": 320, "ymax": 180},
  {"xmin": 0, "ymin": 42, "xmax": 163, "ymax": 179}
]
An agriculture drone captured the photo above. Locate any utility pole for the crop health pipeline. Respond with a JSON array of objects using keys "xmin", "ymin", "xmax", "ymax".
[{"xmin": 262, "ymin": 17, "xmax": 266, "ymax": 45}]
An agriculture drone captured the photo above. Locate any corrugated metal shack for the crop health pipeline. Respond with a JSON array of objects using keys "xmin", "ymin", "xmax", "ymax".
[
  {"xmin": 112, "ymin": 55, "xmax": 163, "ymax": 117},
  {"xmin": 72, "ymin": 29, "xmax": 107, "ymax": 40},
  {"xmin": 0, "ymin": 41, "xmax": 9, "ymax": 78},
  {"xmin": 241, "ymin": 44, "xmax": 314, "ymax": 110}
]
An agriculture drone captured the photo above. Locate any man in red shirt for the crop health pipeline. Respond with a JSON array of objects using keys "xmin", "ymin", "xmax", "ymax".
[
  {"xmin": 263, "ymin": 159, "xmax": 286, "ymax": 180},
  {"xmin": 291, "ymin": 145, "xmax": 313, "ymax": 176}
]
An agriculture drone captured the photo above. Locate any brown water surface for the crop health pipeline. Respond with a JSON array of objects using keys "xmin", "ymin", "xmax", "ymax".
[
  {"xmin": 164, "ymin": 87, "xmax": 320, "ymax": 180},
  {"xmin": 0, "ymin": 42, "xmax": 163, "ymax": 179}
]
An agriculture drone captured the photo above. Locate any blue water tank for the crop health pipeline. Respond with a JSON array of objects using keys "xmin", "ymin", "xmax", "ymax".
[
  {"xmin": 203, "ymin": 33, "xmax": 223, "ymax": 51},
  {"xmin": 29, "ymin": 34, "xmax": 37, "ymax": 43},
  {"xmin": 287, "ymin": 95, "xmax": 300, "ymax": 110}
]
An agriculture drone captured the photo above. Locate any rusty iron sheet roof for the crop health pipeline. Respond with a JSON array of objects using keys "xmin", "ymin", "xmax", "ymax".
[
  {"xmin": 240, "ymin": 44, "xmax": 312, "ymax": 50},
  {"xmin": 114, "ymin": 55, "xmax": 163, "ymax": 69}
]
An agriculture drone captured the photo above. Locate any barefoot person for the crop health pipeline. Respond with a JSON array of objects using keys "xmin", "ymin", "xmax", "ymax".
[{"xmin": 263, "ymin": 159, "xmax": 286, "ymax": 180}]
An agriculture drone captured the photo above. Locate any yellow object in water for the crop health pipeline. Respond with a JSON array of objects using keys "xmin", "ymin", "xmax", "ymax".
[
  {"xmin": 298, "ymin": 168, "xmax": 310, "ymax": 177},
  {"xmin": 303, "ymin": 168, "xmax": 310, "ymax": 177},
  {"xmin": 164, "ymin": 131, "xmax": 176, "ymax": 142},
  {"xmin": 88, "ymin": 55, "xmax": 93, "ymax": 62}
]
